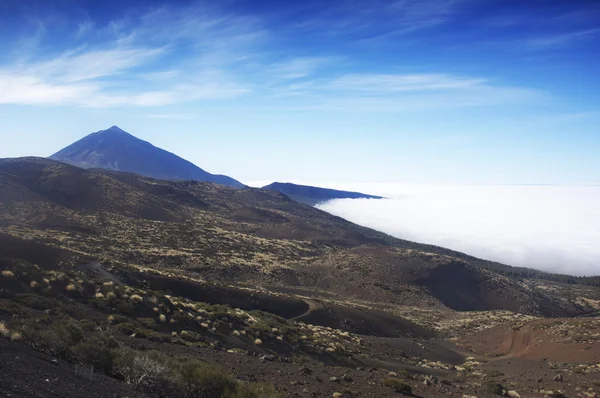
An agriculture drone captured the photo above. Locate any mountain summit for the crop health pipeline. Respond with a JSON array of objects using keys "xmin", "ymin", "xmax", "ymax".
[{"xmin": 49, "ymin": 126, "xmax": 244, "ymax": 187}]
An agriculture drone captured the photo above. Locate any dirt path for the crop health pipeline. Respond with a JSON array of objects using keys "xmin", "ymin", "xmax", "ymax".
[{"xmin": 291, "ymin": 299, "xmax": 324, "ymax": 320}]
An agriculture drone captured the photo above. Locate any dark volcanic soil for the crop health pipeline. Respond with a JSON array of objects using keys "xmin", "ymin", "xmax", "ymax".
[{"xmin": 0, "ymin": 339, "xmax": 145, "ymax": 398}]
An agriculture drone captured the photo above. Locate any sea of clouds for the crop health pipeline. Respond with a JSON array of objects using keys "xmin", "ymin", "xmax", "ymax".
[{"xmin": 308, "ymin": 183, "xmax": 600, "ymax": 276}]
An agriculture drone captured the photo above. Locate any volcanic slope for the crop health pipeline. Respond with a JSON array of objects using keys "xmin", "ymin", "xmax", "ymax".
[
  {"xmin": 1, "ymin": 157, "xmax": 600, "ymax": 397},
  {"xmin": 0, "ymin": 157, "xmax": 598, "ymax": 320},
  {"xmin": 262, "ymin": 182, "xmax": 383, "ymax": 206}
]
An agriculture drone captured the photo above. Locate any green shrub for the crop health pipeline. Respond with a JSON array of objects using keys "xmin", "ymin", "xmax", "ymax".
[
  {"xmin": 487, "ymin": 370, "xmax": 504, "ymax": 378},
  {"xmin": 12, "ymin": 293, "xmax": 54, "ymax": 310},
  {"xmin": 383, "ymin": 378, "xmax": 412, "ymax": 394},
  {"xmin": 137, "ymin": 317, "xmax": 158, "ymax": 330},
  {"xmin": 114, "ymin": 321, "xmax": 137, "ymax": 335},
  {"xmin": 485, "ymin": 380, "xmax": 504, "ymax": 395},
  {"xmin": 244, "ymin": 383, "xmax": 285, "ymax": 398},
  {"xmin": 175, "ymin": 359, "xmax": 238, "ymax": 398},
  {"xmin": 69, "ymin": 334, "xmax": 119, "ymax": 373}
]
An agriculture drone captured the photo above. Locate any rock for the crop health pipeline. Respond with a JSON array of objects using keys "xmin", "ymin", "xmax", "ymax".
[
  {"xmin": 506, "ymin": 391, "xmax": 520, "ymax": 398},
  {"xmin": 388, "ymin": 371, "xmax": 398, "ymax": 377},
  {"xmin": 332, "ymin": 393, "xmax": 343, "ymax": 398},
  {"xmin": 553, "ymin": 374, "xmax": 563, "ymax": 382},
  {"xmin": 423, "ymin": 375, "xmax": 437, "ymax": 386},
  {"xmin": 259, "ymin": 354, "xmax": 276, "ymax": 363},
  {"xmin": 463, "ymin": 395, "xmax": 478, "ymax": 398},
  {"xmin": 329, "ymin": 376, "xmax": 340, "ymax": 383}
]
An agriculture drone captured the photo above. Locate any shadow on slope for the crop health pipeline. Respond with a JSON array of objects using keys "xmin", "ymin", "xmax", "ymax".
[{"xmin": 294, "ymin": 301, "xmax": 434, "ymax": 338}]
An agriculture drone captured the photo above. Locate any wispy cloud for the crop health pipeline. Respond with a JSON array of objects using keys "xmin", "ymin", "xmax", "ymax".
[
  {"xmin": 525, "ymin": 28, "xmax": 600, "ymax": 49},
  {"xmin": 30, "ymin": 47, "xmax": 166, "ymax": 83},
  {"xmin": 0, "ymin": 74, "xmax": 95, "ymax": 105},
  {"xmin": 326, "ymin": 74, "xmax": 485, "ymax": 92},
  {"xmin": 76, "ymin": 20, "xmax": 95, "ymax": 38},
  {"xmin": 267, "ymin": 57, "xmax": 335, "ymax": 80},
  {"xmin": 0, "ymin": 1, "xmax": 549, "ymax": 111},
  {"xmin": 291, "ymin": 0, "xmax": 468, "ymax": 41},
  {"xmin": 267, "ymin": 72, "xmax": 545, "ymax": 112},
  {"xmin": 145, "ymin": 113, "xmax": 193, "ymax": 120},
  {"xmin": 0, "ymin": 3, "xmax": 260, "ymax": 108}
]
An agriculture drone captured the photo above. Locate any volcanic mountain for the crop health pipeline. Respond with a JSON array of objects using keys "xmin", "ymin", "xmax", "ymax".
[
  {"xmin": 262, "ymin": 182, "xmax": 384, "ymax": 205},
  {"xmin": 49, "ymin": 126, "xmax": 244, "ymax": 188},
  {"xmin": 1, "ymin": 156, "xmax": 599, "ymax": 398}
]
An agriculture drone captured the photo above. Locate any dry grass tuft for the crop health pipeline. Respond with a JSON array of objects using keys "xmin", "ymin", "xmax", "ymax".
[
  {"xmin": 0, "ymin": 322, "xmax": 10, "ymax": 338},
  {"xmin": 65, "ymin": 283, "xmax": 77, "ymax": 292},
  {"xmin": 130, "ymin": 294, "xmax": 144, "ymax": 303}
]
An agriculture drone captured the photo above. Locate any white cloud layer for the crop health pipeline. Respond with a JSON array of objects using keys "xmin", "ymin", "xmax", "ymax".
[{"xmin": 313, "ymin": 183, "xmax": 600, "ymax": 276}]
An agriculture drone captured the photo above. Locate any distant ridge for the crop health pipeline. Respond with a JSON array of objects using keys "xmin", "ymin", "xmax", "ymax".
[
  {"xmin": 262, "ymin": 182, "xmax": 384, "ymax": 206},
  {"xmin": 49, "ymin": 126, "xmax": 244, "ymax": 188}
]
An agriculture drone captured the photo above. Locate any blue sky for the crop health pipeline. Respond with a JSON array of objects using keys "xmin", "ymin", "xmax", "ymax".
[{"xmin": 0, "ymin": 0, "xmax": 599, "ymax": 184}]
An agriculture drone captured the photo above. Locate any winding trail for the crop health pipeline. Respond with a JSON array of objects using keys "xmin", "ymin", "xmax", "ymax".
[{"xmin": 291, "ymin": 299, "xmax": 324, "ymax": 321}]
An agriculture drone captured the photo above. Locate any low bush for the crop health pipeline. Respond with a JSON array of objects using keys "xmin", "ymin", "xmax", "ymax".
[
  {"xmin": 383, "ymin": 378, "xmax": 412, "ymax": 394},
  {"xmin": 70, "ymin": 334, "xmax": 119, "ymax": 373},
  {"xmin": 485, "ymin": 380, "xmax": 505, "ymax": 395}
]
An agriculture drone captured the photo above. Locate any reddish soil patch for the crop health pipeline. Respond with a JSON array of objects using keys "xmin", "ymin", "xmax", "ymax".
[{"xmin": 462, "ymin": 318, "xmax": 600, "ymax": 362}]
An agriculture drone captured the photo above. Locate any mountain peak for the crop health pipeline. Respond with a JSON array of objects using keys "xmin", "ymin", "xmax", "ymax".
[
  {"xmin": 97, "ymin": 125, "xmax": 130, "ymax": 136},
  {"xmin": 49, "ymin": 127, "xmax": 245, "ymax": 188}
]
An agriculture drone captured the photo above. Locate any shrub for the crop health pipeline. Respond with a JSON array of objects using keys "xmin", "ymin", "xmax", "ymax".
[
  {"xmin": 116, "ymin": 349, "xmax": 168, "ymax": 390},
  {"xmin": 65, "ymin": 283, "xmax": 77, "ymax": 292},
  {"xmin": 114, "ymin": 322, "xmax": 137, "ymax": 335},
  {"xmin": 245, "ymin": 383, "xmax": 285, "ymax": 398},
  {"xmin": 485, "ymin": 381, "xmax": 505, "ymax": 395},
  {"xmin": 137, "ymin": 318, "xmax": 158, "ymax": 330},
  {"xmin": 69, "ymin": 334, "xmax": 118, "ymax": 373},
  {"xmin": 175, "ymin": 359, "xmax": 238, "ymax": 398},
  {"xmin": 0, "ymin": 322, "xmax": 10, "ymax": 338},
  {"xmin": 130, "ymin": 294, "xmax": 144, "ymax": 303},
  {"xmin": 487, "ymin": 370, "xmax": 504, "ymax": 378},
  {"xmin": 383, "ymin": 378, "xmax": 412, "ymax": 394},
  {"xmin": 18, "ymin": 319, "xmax": 85, "ymax": 356}
]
